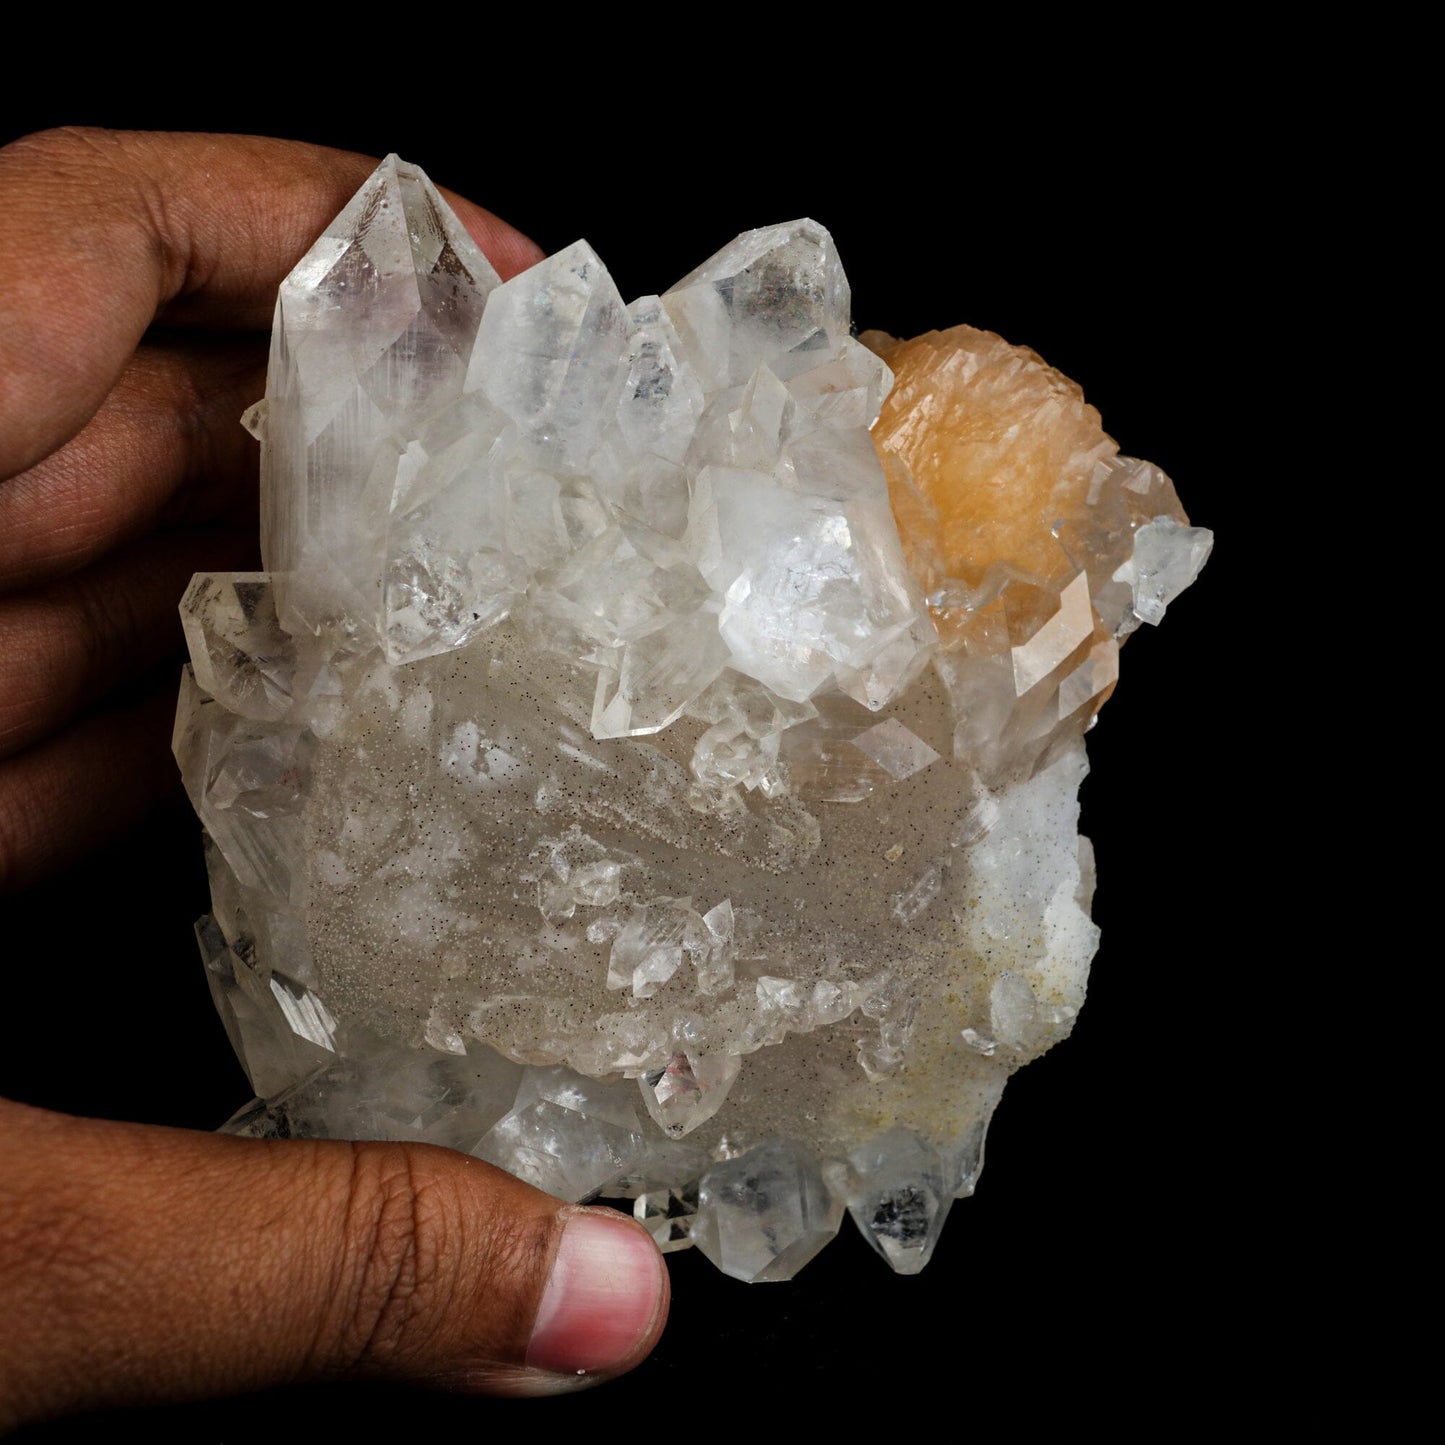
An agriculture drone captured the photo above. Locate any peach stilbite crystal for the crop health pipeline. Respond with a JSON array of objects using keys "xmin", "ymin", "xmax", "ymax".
[
  {"xmin": 867, "ymin": 326, "xmax": 1113, "ymax": 595},
  {"xmin": 864, "ymin": 325, "xmax": 1207, "ymax": 781}
]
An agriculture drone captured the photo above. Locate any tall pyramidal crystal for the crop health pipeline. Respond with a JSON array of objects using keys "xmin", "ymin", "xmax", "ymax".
[{"xmin": 178, "ymin": 157, "xmax": 1211, "ymax": 1281}]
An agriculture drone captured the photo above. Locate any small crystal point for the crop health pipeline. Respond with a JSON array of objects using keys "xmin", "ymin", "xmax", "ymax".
[
  {"xmin": 180, "ymin": 573, "xmax": 294, "ymax": 721},
  {"xmin": 664, "ymin": 219, "xmax": 850, "ymax": 388},
  {"xmin": 616, "ymin": 295, "xmax": 705, "ymax": 467},
  {"xmin": 1116, "ymin": 516, "xmax": 1214, "ymax": 629},
  {"xmin": 846, "ymin": 1128, "xmax": 954, "ymax": 1276},
  {"xmin": 691, "ymin": 465, "xmax": 931, "ymax": 707},
  {"xmin": 638, "ymin": 1050, "xmax": 741, "ymax": 1138},
  {"xmin": 851, "ymin": 717, "xmax": 941, "ymax": 781},
  {"xmin": 196, "ymin": 915, "xmax": 335, "ymax": 1100},
  {"xmin": 467, "ymin": 239, "xmax": 627, "ymax": 472},
  {"xmin": 472, "ymin": 1066, "xmax": 646, "ymax": 1202},
  {"xmin": 378, "ymin": 392, "xmax": 522, "ymax": 664},
  {"xmin": 692, "ymin": 1140, "xmax": 843, "ymax": 1282},
  {"xmin": 173, "ymin": 667, "xmax": 315, "ymax": 907},
  {"xmin": 634, "ymin": 1181, "xmax": 700, "ymax": 1252}
]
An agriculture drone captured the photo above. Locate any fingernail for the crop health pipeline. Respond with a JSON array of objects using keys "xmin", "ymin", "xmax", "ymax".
[{"xmin": 527, "ymin": 1210, "xmax": 666, "ymax": 1377}]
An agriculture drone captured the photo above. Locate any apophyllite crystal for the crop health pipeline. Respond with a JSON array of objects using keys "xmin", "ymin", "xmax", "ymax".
[{"xmin": 174, "ymin": 155, "xmax": 1211, "ymax": 1280}]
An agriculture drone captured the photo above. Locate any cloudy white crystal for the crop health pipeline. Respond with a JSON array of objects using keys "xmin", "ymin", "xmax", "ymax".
[{"xmin": 252, "ymin": 154, "xmax": 500, "ymax": 644}]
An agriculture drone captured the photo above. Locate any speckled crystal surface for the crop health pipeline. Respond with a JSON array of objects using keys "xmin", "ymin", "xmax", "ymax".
[{"xmin": 176, "ymin": 155, "xmax": 1211, "ymax": 1280}]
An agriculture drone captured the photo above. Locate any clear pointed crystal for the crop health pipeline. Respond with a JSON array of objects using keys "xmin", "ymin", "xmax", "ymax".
[
  {"xmin": 196, "ymin": 914, "xmax": 335, "ymax": 1099},
  {"xmin": 634, "ymin": 1181, "xmax": 700, "ymax": 1252},
  {"xmin": 846, "ymin": 1128, "xmax": 954, "ymax": 1276},
  {"xmin": 259, "ymin": 154, "xmax": 500, "ymax": 640},
  {"xmin": 689, "ymin": 465, "xmax": 932, "ymax": 705},
  {"xmin": 466, "ymin": 240, "xmax": 627, "ymax": 472},
  {"xmin": 173, "ymin": 668, "xmax": 315, "ymax": 907},
  {"xmin": 1115, "ymin": 516, "xmax": 1214, "ymax": 630},
  {"xmin": 692, "ymin": 1140, "xmax": 843, "ymax": 1282},
  {"xmin": 638, "ymin": 1050, "xmax": 741, "ymax": 1138},
  {"xmin": 180, "ymin": 574, "xmax": 294, "ymax": 720},
  {"xmin": 663, "ymin": 219, "xmax": 851, "ymax": 388},
  {"xmin": 378, "ymin": 392, "xmax": 524, "ymax": 663},
  {"xmin": 472, "ymin": 1065, "xmax": 645, "ymax": 1202}
]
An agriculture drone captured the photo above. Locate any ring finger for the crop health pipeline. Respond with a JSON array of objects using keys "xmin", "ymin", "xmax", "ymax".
[{"xmin": 0, "ymin": 337, "xmax": 266, "ymax": 595}]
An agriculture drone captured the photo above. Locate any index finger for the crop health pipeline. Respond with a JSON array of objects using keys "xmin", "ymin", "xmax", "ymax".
[{"xmin": 0, "ymin": 128, "xmax": 543, "ymax": 482}]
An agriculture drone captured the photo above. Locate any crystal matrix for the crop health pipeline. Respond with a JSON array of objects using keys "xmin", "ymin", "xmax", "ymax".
[{"xmin": 175, "ymin": 156, "xmax": 1211, "ymax": 1280}]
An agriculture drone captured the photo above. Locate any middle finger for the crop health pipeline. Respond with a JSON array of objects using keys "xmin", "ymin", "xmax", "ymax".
[
  {"xmin": 0, "ymin": 336, "xmax": 265, "ymax": 595},
  {"xmin": 0, "ymin": 524, "xmax": 257, "ymax": 764}
]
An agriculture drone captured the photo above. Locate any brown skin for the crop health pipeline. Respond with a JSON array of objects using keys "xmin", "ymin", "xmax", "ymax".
[
  {"xmin": 0, "ymin": 130, "xmax": 668, "ymax": 1428},
  {"xmin": 0, "ymin": 1100, "xmax": 658, "ymax": 1425}
]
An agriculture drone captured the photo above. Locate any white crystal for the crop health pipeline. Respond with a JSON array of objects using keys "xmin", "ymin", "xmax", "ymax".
[
  {"xmin": 689, "ymin": 464, "xmax": 933, "ymax": 706},
  {"xmin": 378, "ymin": 393, "xmax": 522, "ymax": 664},
  {"xmin": 1011, "ymin": 571, "xmax": 1095, "ymax": 696},
  {"xmin": 1116, "ymin": 516, "xmax": 1214, "ymax": 629},
  {"xmin": 259, "ymin": 155, "xmax": 500, "ymax": 641},
  {"xmin": 473, "ymin": 1066, "xmax": 646, "ymax": 1202},
  {"xmin": 607, "ymin": 900, "xmax": 699, "ymax": 998},
  {"xmin": 851, "ymin": 717, "xmax": 941, "ymax": 780},
  {"xmin": 173, "ymin": 668, "xmax": 314, "ymax": 907},
  {"xmin": 691, "ymin": 1140, "xmax": 843, "ymax": 1283},
  {"xmin": 180, "ymin": 574, "xmax": 294, "ymax": 721},
  {"xmin": 638, "ymin": 1051, "xmax": 741, "ymax": 1138},
  {"xmin": 467, "ymin": 240, "xmax": 627, "ymax": 473},
  {"xmin": 662, "ymin": 219, "xmax": 850, "ymax": 389}
]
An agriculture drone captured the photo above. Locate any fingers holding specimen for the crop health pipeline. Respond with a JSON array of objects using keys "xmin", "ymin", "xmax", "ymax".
[
  {"xmin": 308, "ymin": 1151, "xmax": 668, "ymax": 1396},
  {"xmin": 0, "ymin": 127, "xmax": 544, "ymax": 483},
  {"xmin": 0, "ymin": 1103, "xmax": 669, "ymax": 1429}
]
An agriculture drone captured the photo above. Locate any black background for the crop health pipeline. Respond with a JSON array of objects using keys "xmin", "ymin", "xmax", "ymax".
[{"xmin": 1, "ymin": 88, "xmax": 1263, "ymax": 1436}]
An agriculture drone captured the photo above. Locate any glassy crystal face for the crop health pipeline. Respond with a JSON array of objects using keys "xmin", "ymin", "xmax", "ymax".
[{"xmin": 180, "ymin": 156, "xmax": 1211, "ymax": 1280}]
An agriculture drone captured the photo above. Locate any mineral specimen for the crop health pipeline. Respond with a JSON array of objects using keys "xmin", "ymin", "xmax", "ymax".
[{"xmin": 175, "ymin": 155, "xmax": 1211, "ymax": 1280}]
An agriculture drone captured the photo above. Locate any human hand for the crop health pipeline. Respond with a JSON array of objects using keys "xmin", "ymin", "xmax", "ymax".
[
  {"xmin": 0, "ymin": 129, "xmax": 668, "ymax": 1428},
  {"xmin": 0, "ymin": 1097, "xmax": 670, "ymax": 1423}
]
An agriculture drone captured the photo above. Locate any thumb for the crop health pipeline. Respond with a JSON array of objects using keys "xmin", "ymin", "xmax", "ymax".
[{"xmin": 0, "ymin": 1099, "xmax": 669, "ymax": 1428}]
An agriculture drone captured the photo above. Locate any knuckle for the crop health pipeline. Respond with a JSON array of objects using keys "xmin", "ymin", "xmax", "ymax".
[
  {"xmin": 322, "ymin": 1144, "xmax": 552, "ymax": 1376},
  {"xmin": 0, "ymin": 127, "xmax": 133, "ymax": 195},
  {"xmin": 5, "ymin": 125, "xmax": 114, "ymax": 163},
  {"xmin": 327, "ymin": 1143, "xmax": 468, "ymax": 1372},
  {"xmin": 1, "ymin": 127, "xmax": 171, "ymax": 281}
]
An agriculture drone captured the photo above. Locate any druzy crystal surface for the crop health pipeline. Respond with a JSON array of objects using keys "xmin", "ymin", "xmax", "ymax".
[{"xmin": 175, "ymin": 156, "xmax": 1211, "ymax": 1280}]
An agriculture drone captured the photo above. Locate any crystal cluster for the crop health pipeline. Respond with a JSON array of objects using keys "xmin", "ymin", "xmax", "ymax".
[{"xmin": 174, "ymin": 156, "xmax": 1211, "ymax": 1279}]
